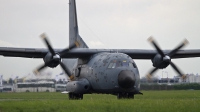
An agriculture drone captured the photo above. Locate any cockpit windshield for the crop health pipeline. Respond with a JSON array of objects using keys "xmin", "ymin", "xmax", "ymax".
[{"xmin": 108, "ymin": 60, "xmax": 136, "ymax": 68}]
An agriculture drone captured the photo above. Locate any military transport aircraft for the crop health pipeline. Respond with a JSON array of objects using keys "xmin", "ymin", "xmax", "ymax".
[{"xmin": 0, "ymin": 0, "xmax": 200, "ymax": 100}]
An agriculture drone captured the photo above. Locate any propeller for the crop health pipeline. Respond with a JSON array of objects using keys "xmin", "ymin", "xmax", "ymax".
[
  {"xmin": 34, "ymin": 33, "xmax": 77, "ymax": 80},
  {"xmin": 146, "ymin": 37, "xmax": 188, "ymax": 80}
]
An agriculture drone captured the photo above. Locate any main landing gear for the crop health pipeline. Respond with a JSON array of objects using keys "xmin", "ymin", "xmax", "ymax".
[
  {"xmin": 117, "ymin": 92, "xmax": 134, "ymax": 99},
  {"xmin": 69, "ymin": 93, "xmax": 83, "ymax": 100}
]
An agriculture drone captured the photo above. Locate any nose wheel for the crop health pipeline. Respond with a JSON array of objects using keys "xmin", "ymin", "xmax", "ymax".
[
  {"xmin": 117, "ymin": 92, "xmax": 134, "ymax": 99},
  {"xmin": 69, "ymin": 93, "xmax": 83, "ymax": 100}
]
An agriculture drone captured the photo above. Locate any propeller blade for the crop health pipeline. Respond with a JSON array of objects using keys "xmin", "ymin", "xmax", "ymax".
[
  {"xmin": 59, "ymin": 44, "xmax": 76, "ymax": 57},
  {"xmin": 40, "ymin": 33, "xmax": 56, "ymax": 56},
  {"xmin": 59, "ymin": 62, "xmax": 74, "ymax": 80},
  {"xmin": 148, "ymin": 37, "xmax": 165, "ymax": 57},
  {"xmin": 33, "ymin": 60, "xmax": 54, "ymax": 75},
  {"xmin": 33, "ymin": 64, "xmax": 47, "ymax": 75},
  {"xmin": 35, "ymin": 33, "xmax": 76, "ymax": 80},
  {"xmin": 170, "ymin": 61, "xmax": 184, "ymax": 77},
  {"xmin": 149, "ymin": 67, "xmax": 159, "ymax": 76},
  {"xmin": 146, "ymin": 67, "xmax": 158, "ymax": 79},
  {"xmin": 168, "ymin": 39, "xmax": 189, "ymax": 57}
]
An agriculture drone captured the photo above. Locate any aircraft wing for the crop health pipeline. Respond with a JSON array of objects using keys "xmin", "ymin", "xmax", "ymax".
[
  {"xmin": 1, "ymin": 47, "xmax": 200, "ymax": 59},
  {"xmin": 115, "ymin": 49, "xmax": 200, "ymax": 59},
  {"xmin": 57, "ymin": 48, "xmax": 200, "ymax": 59},
  {"xmin": 0, "ymin": 47, "xmax": 48, "ymax": 58}
]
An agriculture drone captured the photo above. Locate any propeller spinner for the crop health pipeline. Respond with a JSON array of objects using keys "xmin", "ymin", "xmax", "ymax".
[
  {"xmin": 34, "ymin": 33, "xmax": 77, "ymax": 80},
  {"xmin": 146, "ymin": 37, "xmax": 188, "ymax": 80}
]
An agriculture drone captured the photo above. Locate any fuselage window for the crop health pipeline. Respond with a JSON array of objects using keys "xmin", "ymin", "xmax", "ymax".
[
  {"xmin": 108, "ymin": 60, "xmax": 135, "ymax": 68},
  {"xmin": 122, "ymin": 61, "xmax": 129, "ymax": 67},
  {"xmin": 112, "ymin": 63, "xmax": 116, "ymax": 68},
  {"xmin": 129, "ymin": 63, "xmax": 134, "ymax": 68},
  {"xmin": 108, "ymin": 63, "xmax": 114, "ymax": 68}
]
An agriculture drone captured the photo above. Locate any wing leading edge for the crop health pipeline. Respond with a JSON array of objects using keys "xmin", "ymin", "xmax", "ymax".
[
  {"xmin": 0, "ymin": 47, "xmax": 47, "ymax": 58},
  {"xmin": 1, "ymin": 47, "xmax": 200, "ymax": 59}
]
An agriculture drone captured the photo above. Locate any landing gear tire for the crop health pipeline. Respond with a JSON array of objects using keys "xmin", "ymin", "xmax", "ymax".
[
  {"xmin": 117, "ymin": 93, "xmax": 122, "ymax": 99},
  {"xmin": 128, "ymin": 93, "xmax": 134, "ymax": 99},
  {"xmin": 69, "ymin": 93, "xmax": 83, "ymax": 100},
  {"xmin": 117, "ymin": 93, "xmax": 134, "ymax": 99}
]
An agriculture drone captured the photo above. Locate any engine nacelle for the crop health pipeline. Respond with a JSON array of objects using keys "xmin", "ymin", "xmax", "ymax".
[
  {"xmin": 66, "ymin": 78, "xmax": 90, "ymax": 94},
  {"xmin": 152, "ymin": 54, "xmax": 170, "ymax": 69},
  {"xmin": 43, "ymin": 53, "xmax": 60, "ymax": 68},
  {"xmin": 152, "ymin": 54, "xmax": 162, "ymax": 67}
]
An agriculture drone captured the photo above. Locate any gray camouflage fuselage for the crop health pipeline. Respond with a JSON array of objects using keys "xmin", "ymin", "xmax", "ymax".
[{"xmin": 66, "ymin": 52, "xmax": 140, "ymax": 95}]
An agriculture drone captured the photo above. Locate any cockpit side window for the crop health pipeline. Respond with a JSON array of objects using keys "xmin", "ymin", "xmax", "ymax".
[
  {"xmin": 122, "ymin": 61, "xmax": 129, "ymax": 67},
  {"xmin": 132, "ymin": 63, "xmax": 137, "ymax": 68},
  {"xmin": 108, "ymin": 63, "xmax": 114, "ymax": 68},
  {"xmin": 112, "ymin": 63, "xmax": 116, "ymax": 68},
  {"xmin": 129, "ymin": 63, "xmax": 134, "ymax": 68},
  {"xmin": 108, "ymin": 60, "xmax": 136, "ymax": 68}
]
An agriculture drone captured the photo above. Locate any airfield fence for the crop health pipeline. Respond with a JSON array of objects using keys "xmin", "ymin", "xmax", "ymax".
[{"xmin": 140, "ymin": 83, "xmax": 200, "ymax": 90}]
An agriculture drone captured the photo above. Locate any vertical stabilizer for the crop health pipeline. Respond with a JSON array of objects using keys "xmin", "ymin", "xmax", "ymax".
[{"xmin": 69, "ymin": 0, "xmax": 88, "ymax": 48}]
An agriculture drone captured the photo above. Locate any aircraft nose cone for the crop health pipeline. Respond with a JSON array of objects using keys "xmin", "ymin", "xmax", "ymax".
[{"xmin": 118, "ymin": 70, "xmax": 135, "ymax": 89}]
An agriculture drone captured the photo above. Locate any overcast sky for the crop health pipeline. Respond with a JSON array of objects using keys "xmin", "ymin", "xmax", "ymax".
[{"xmin": 0, "ymin": 0, "xmax": 200, "ymax": 79}]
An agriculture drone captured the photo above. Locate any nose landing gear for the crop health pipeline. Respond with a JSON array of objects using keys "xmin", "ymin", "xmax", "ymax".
[
  {"xmin": 69, "ymin": 93, "xmax": 83, "ymax": 100},
  {"xmin": 117, "ymin": 92, "xmax": 134, "ymax": 99}
]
